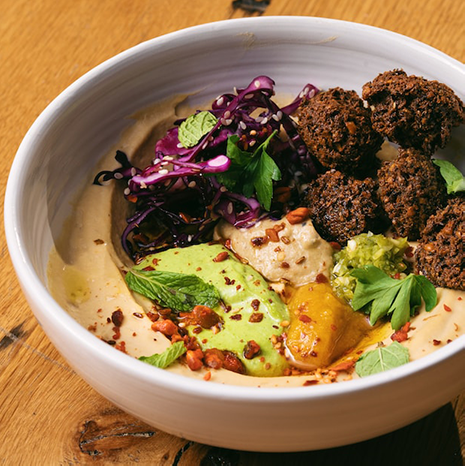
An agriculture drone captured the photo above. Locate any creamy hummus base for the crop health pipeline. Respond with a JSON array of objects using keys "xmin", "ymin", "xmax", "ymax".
[{"xmin": 48, "ymin": 98, "xmax": 465, "ymax": 388}]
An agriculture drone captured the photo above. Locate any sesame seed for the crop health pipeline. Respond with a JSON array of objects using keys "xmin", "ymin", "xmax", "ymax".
[
  {"xmin": 164, "ymin": 156, "xmax": 173, "ymax": 161},
  {"xmin": 254, "ymin": 80, "xmax": 261, "ymax": 88},
  {"xmin": 130, "ymin": 168, "xmax": 137, "ymax": 176},
  {"xmin": 159, "ymin": 169, "xmax": 169, "ymax": 175},
  {"xmin": 188, "ymin": 181, "xmax": 197, "ymax": 188},
  {"xmin": 239, "ymin": 121, "xmax": 247, "ymax": 130},
  {"xmin": 177, "ymin": 143, "xmax": 183, "ymax": 148},
  {"xmin": 223, "ymin": 110, "xmax": 231, "ymax": 119},
  {"xmin": 227, "ymin": 202, "xmax": 233, "ymax": 214},
  {"xmin": 216, "ymin": 96, "xmax": 224, "ymax": 106},
  {"xmin": 114, "ymin": 172, "xmax": 123, "ymax": 179},
  {"xmin": 140, "ymin": 181, "xmax": 147, "ymax": 189},
  {"xmin": 124, "ymin": 188, "xmax": 130, "ymax": 195},
  {"xmin": 309, "ymin": 89, "xmax": 316, "ymax": 98},
  {"xmin": 280, "ymin": 320, "xmax": 290, "ymax": 327},
  {"xmin": 249, "ymin": 140, "xmax": 256, "ymax": 147},
  {"xmin": 220, "ymin": 186, "xmax": 228, "ymax": 192},
  {"xmin": 261, "ymin": 117, "xmax": 268, "ymax": 125},
  {"xmin": 244, "ymin": 93, "xmax": 254, "ymax": 99}
]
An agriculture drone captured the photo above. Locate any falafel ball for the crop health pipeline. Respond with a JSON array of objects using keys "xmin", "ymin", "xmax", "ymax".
[
  {"xmin": 305, "ymin": 169, "xmax": 386, "ymax": 244},
  {"xmin": 377, "ymin": 148, "xmax": 446, "ymax": 240},
  {"xmin": 362, "ymin": 69, "xmax": 465, "ymax": 155},
  {"xmin": 414, "ymin": 197, "xmax": 464, "ymax": 290},
  {"xmin": 297, "ymin": 87, "xmax": 383, "ymax": 175}
]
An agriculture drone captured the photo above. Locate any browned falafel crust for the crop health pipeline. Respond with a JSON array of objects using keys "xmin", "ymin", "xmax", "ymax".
[
  {"xmin": 377, "ymin": 148, "xmax": 447, "ymax": 240},
  {"xmin": 414, "ymin": 197, "xmax": 465, "ymax": 290},
  {"xmin": 305, "ymin": 169, "xmax": 385, "ymax": 244},
  {"xmin": 362, "ymin": 69, "xmax": 465, "ymax": 155},
  {"xmin": 297, "ymin": 87, "xmax": 383, "ymax": 175}
]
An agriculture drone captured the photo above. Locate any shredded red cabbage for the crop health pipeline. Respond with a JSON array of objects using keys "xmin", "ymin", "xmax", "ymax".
[{"xmin": 94, "ymin": 76, "xmax": 318, "ymax": 260}]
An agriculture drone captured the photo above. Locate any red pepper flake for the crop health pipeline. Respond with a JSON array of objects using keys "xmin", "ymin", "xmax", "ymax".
[
  {"xmin": 196, "ymin": 267, "xmax": 202, "ymax": 271},
  {"xmin": 331, "ymin": 360, "xmax": 355, "ymax": 372},
  {"xmin": 133, "ymin": 312, "xmax": 143, "ymax": 318},
  {"xmin": 303, "ymin": 380, "xmax": 318, "ymax": 386},
  {"xmin": 295, "ymin": 256, "xmax": 306, "ymax": 265},
  {"xmin": 281, "ymin": 261, "xmax": 290, "ymax": 269},
  {"xmin": 299, "ymin": 315, "xmax": 312, "ymax": 323},
  {"xmin": 94, "ymin": 238, "xmax": 105, "ymax": 245},
  {"xmin": 142, "ymin": 265, "xmax": 155, "ymax": 271},
  {"xmin": 444, "ymin": 304, "xmax": 452, "ymax": 312},
  {"xmin": 432, "ymin": 339, "xmax": 442, "ymax": 346},
  {"xmin": 97, "ymin": 308, "xmax": 102, "ymax": 313},
  {"xmin": 391, "ymin": 322, "xmax": 411, "ymax": 342},
  {"xmin": 447, "ymin": 339, "xmax": 453, "ymax": 344},
  {"xmin": 112, "ymin": 326, "xmax": 121, "ymax": 340},
  {"xmin": 458, "ymin": 297, "xmax": 463, "ymax": 301},
  {"xmin": 230, "ymin": 314, "xmax": 242, "ymax": 321},
  {"xmin": 329, "ymin": 242, "xmax": 341, "ymax": 251},
  {"xmin": 315, "ymin": 273, "xmax": 328, "ymax": 284},
  {"xmin": 310, "ymin": 351, "xmax": 318, "ymax": 357},
  {"xmin": 193, "ymin": 326, "xmax": 202, "ymax": 334},
  {"xmin": 213, "ymin": 251, "xmax": 229, "ymax": 262},
  {"xmin": 114, "ymin": 341, "xmax": 127, "ymax": 353},
  {"xmin": 249, "ymin": 312, "xmax": 264, "ymax": 323},
  {"xmin": 330, "ymin": 324, "xmax": 337, "ymax": 331},
  {"xmin": 393, "ymin": 272, "xmax": 401, "ymax": 279},
  {"xmin": 236, "ymin": 284, "xmax": 241, "ymax": 290},
  {"xmin": 203, "ymin": 371, "xmax": 212, "ymax": 381},
  {"xmin": 251, "ymin": 236, "xmax": 269, "ymax": 247},
  {"xmin": 224, "ymin": 239, "xmax": 231, "ymax": 249},
  {"xmin": 251, "ymin": 299, "xmax": 260, "ymax": 311}
]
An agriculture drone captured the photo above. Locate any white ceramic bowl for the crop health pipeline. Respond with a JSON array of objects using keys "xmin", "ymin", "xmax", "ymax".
[{"xmin": 5, "ymin": 17, "xmax": 465, "ymax": 452}]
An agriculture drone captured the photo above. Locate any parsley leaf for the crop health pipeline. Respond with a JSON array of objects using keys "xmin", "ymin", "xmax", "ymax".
[
  {"xmin": 355, "ymin": 342, "xmax": 410, "ymax": 377},
  {"xmin": 139, "ymin": 341, "xmax": 187, "ymax": 368},
  {"xmin": 125, "ymin": 269, "xmax": 221, "ymax": 312},
  {"xmin": 178, "ymin": 111, "xmax": 218, "ymax": 148},
  {"xmin": 351, "ymin": 265, "xmax": 437, "ymax": 330},
  {"xmin": 433, "ymin": 159, "xmax": 465, "ymax": 194},
  {"xmin": 215, "ymin": 131, "xmax": 281, "ymax": 211}
]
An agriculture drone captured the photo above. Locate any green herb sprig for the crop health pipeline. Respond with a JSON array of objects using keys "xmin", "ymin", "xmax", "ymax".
[
  {"xmin": 215, "ymin": 131, "xmax": 281, "ymax": 211},
  {"xmin": 433, "ymin": 159, "xmax": 465, "ymax": 194},
  {"xmin": 139, "ymin": 341, "xmax": 187, "ymax": 369},
  {"xmin": 125, "ymin": 269, "xmax": 221, "ymax": 312},
  {"xmin": 351, "ymin": 266, "xmax": 437, "ymax": 330},
  {"xmin": 178, "ymin": 111, "xmax": 218, "ymax": 148},
  {"xmin": 355, "ymin": 342, "xmax": 410, "ymax": 377}
]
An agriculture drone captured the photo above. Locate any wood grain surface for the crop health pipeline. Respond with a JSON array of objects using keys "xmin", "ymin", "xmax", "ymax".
[{"xmin": 0, "ymin": 0, "xmax": 463, "ymax": 464}]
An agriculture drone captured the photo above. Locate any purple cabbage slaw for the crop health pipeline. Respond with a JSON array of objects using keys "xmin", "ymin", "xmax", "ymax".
[{"xmin": 94, "ymin": 76, "xmax": 318, "ymax": 261}]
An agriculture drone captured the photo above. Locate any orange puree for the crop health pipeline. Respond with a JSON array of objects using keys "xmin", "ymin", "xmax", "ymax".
[{"xmin": 286, "ymin": 282, "xmax": 372, "ymax": 370}]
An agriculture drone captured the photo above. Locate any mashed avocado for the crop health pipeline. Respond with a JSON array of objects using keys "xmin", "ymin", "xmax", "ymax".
[
  {"xmin": 134, "ymin": 243, "xmax": 290, "ymax": 377},
  {"xmin": 331, "ymin": 232, "xmax": 409, "ymax": 302}
]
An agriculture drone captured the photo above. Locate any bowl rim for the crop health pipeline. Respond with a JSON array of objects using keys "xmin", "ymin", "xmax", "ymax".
[{"xmin": 4, "ymin": 15, "xmax": 465, "ymax": 403}]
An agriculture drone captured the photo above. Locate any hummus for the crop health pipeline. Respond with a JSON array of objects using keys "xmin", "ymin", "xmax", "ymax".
[{"xmin": 48, "ymin": 97, "xmax": 465, "ymax": 388}]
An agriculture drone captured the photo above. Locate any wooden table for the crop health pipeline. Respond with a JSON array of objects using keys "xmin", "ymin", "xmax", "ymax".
[{"xmin": 1, "ymin": 0, "xmax": 463, "ymax": 463}]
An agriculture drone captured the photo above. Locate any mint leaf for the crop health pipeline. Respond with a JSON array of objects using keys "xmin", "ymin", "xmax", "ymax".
[
  {"xmin": 351, "ymin": 266, "xmax": 437, "ymax": 330},
  {"xmin": 178, "ymin": 111, "xmax": 218, "ymax": 148},
  {"xmin": 433, "ymin": 159, "xmax": 465, "ymax": 194},
  {"xmin": 139, "ymin": 341, "xmax": 186, "ymax": 368},
  {"xmin": 125, "ymin": 269, "xmax": 221, "ymax": 312},
  {"xmin": 215, "ymin": 131, "xmax": 281, "ymax": 211},
  {"xmin": 355, "ymin": 342, "xmax": 410, "ymax": 377}
]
